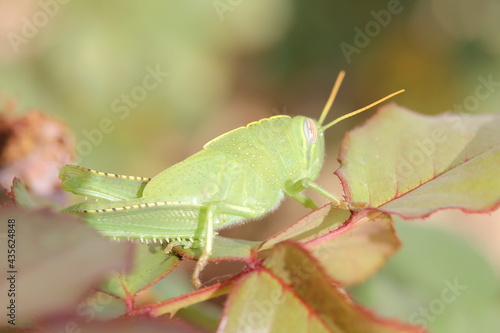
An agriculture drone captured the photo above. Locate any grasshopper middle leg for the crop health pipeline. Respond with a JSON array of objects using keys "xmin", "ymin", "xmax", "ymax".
[{"xmin": 191, "ymin": 202, "xmax": 260, "ymax": 288}]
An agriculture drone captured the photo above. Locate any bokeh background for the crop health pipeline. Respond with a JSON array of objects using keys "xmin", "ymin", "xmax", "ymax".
[{"xmin": 1, "ymin": 1, "xmax": 499, "ymax": 332}]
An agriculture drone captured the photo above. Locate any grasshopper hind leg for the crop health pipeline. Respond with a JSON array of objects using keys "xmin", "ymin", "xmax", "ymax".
[{"xmin": 63, "ymin": 196, "xmax": 261, "ymax": 288}]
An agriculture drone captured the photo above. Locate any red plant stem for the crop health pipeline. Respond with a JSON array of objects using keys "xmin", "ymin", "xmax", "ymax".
[{"xmin": 127, "ymin": 272, "xmax": 245, "ymax": 318}]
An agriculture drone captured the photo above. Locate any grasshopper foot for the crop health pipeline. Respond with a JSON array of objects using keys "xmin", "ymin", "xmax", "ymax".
[{"xmin": 192, "ymin": 252, "xmax": 209, "ymax": 288}]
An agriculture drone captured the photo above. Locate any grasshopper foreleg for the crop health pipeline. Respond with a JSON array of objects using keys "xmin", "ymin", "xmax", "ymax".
[
  {"xmin": 288, "ymin": 192, "xmax": 318, "ymax": 210},
  {"xmin": 288, "ymin": 178, "xmax": 368, "ymax": 211}
]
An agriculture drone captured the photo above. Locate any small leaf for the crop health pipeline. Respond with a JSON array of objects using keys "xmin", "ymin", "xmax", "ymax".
[
  {"xmin": 0, "ymin": 207, "xmax": 131, "ymax": 328},
  {"xmin": 217, "ymin": 242, "xmax": 423, "ymax": 333},
  {"xmin": 100, "ymin": 243, "xmax": 180, "ymax": 301},
  {"xmin": 260, "ymin": 205, "xmax": 350, "ymax": 251},
  {"xmin": 336, "ymin": 105, "xmax": 500, "ymax": 218},
  {"xmin": 10, "ymin": 178, "xmax": 37, "ymax": 208}
]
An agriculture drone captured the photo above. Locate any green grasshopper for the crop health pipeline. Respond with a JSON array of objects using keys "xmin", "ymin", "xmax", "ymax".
[{"xmin": 59, "ymin": 71, "xmax": 403, "ymax": 287}]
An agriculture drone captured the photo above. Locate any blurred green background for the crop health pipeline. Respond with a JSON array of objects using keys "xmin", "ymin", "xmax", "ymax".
[{"xmin": 1, "ymin": 0, "xmax": 499, "ymax": 332}]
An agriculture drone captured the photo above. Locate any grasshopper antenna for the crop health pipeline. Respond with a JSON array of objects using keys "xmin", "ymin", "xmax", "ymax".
[
  {"xmin": 322, "ymin": 89, "xmax": 405, "ymax": 130},
  {"xmin": 318, "ymin": 70, "xmax": 345, "ymax": 125}
]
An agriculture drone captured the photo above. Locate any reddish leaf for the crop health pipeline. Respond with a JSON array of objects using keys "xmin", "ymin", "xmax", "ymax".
[
  {"xmin": 336, "ymin": 105, "xmax": 500, "ymax": 218},
  {"xmin": 0, "ymin": 207, "xmax": 131, "ymax": 328},
  {"xmin": 260, "ymin": 205, "xmax": 351, "ymax": 250},
  {"xmin": 217, "ymin": 242, "xmax": 424, "ymax": 333}
]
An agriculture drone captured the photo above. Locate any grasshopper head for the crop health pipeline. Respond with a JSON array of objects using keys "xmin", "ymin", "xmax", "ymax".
[
  {"xmin": 295, "ymin": 71, "xmax": 404, "ymax": 181},
  {"xmin": 290, "ymin": 116, "xmax": 325, "ymax": 182}
]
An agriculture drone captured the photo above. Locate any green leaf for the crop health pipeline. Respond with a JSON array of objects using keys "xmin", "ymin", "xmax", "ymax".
[
  {"xmin": 0, "ymin": 207, "xmax": 131, "ymax": 328},
  {"xmin": 10, "ymin": 178, "xmax": 37, "ymax": 208},
  {"xmin": 336, "ymin": 105, "xmax": 500, "ymax": 218},
  {"xmin": 354, "ymin": 221, "xmax": 500, "ymax": 333},
  {"xmin": 102, "ymin": 236, "xmax": 256, "ymax": 303},
  {"xmin": 100, "ymin": 243, "xmax": 180, "ymax": 300},
  {"xmin": 217, "ymin": 242, "xmax": 423, "ymax": 333},
  {"xmin": 260, "ymin": 205, "xmax": 351, "ymax": 250}
]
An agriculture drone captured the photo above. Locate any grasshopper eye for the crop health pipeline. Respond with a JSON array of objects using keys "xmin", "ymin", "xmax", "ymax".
[{"xmin": 303, "ymin": 118, "xmax": 317, "ymax": 143}]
